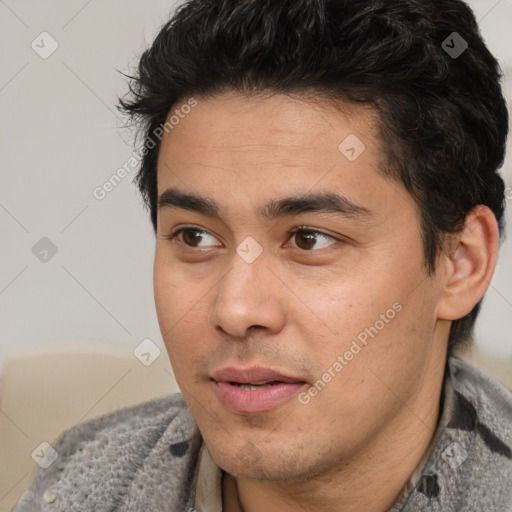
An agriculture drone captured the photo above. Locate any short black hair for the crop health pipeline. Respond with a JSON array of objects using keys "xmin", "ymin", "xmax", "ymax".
[{"xmin": 118, "ymin": 0, "xmax": 509, "ymax": 354}]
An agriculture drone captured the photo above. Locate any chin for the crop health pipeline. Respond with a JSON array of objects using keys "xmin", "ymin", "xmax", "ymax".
[{"xmin": 211, "ymin": 443, "xmax": 324, "ymax": 483}]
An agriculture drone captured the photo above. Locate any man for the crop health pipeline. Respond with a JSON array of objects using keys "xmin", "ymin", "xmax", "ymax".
[{"xmin": 14, "ymin": 0, "xmax": 511, "ymax": 510}]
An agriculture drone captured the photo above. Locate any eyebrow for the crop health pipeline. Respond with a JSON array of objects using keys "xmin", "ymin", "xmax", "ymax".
[{"xmin": 157, "ymin": 187, "xmax": 371, "ymax": 221}]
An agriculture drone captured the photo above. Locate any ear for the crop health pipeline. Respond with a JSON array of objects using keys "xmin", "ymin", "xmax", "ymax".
[{"xmin": 437, "ymin": 205, "xmax": 499, "ymax": 321}]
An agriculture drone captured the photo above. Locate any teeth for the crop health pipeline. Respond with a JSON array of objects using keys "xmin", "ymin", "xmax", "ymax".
[{"xmin": 233, "ymin": 382, "xmax": 274, "ymax": 390}]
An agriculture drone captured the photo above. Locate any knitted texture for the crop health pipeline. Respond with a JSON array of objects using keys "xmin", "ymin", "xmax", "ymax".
[
  {"xmin": 13, "ymin": 394, "xmax": 202, "ymax": 512},
  {"xmin": 391, "ymin": 357, "xmax": 512, "ymax": 511}
]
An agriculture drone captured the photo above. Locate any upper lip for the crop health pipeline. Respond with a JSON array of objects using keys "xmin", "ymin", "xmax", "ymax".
[{"xmin": 212, "ymin": 366, "xmax": 306, "ymax": 384}]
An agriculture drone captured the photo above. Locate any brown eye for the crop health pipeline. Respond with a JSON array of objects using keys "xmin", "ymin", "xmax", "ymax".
[
  {"xmin": 169, "ymin": 228, "xmax": 221, "ymax": 248},
  {"xmin": 289, "ymin": 228, "xmax": 337, "ymax": 251},
  {"xmin": 181, "ymin": 229, "xmax": 204, "ymax": 247}
]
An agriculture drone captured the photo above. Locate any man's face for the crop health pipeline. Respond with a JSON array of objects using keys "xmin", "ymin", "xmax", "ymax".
[{"xmin": 154, "ymin": 91, "xmax": 448, "ymax": 481}]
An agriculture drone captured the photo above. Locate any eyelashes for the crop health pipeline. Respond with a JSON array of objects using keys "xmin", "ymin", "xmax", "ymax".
[
  {"xmin": 166, "ymin": 225, "xmax": 341, "ymax": 252},
  {"xmin": 286, "ymin": 227, "xmax": 339, "ymax": 251}
]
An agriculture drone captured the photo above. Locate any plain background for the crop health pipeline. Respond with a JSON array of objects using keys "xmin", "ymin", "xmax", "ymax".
[{"xmin": 1, "ymin": 0, "xmax": 511, "ymax": 378}]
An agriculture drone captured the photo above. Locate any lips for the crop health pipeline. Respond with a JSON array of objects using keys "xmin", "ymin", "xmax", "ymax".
[{"xmin": 212, "ymin": 366, "xmax": 307, "ymax": 413}]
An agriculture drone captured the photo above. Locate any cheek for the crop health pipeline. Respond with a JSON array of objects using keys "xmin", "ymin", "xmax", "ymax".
[
  {"xmin": 153, "ymin": 251, "xmax": 212, "ymax": 367},
  {"xmin": 153, "ymin": 248, "xmax": 200, "ymax": 325},
  {"xmin": 299, "ymin": 255, "xmax": 429, "ymax": 371},
  {"xmin": 153, "ymin": 253, "xmax": 191, "ymax": 354},
  {"xmin": 296, "ymin": 272, "xmax": 390, "ymax": 345},
  {"xmin": 153, "ymin": 255, "xmax": 176, "ymax": 333}
]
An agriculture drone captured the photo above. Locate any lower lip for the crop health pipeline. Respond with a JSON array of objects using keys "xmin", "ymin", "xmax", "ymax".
[{"xmin": 214, "ymin": 381, "xmax": 306, "ymax": 413}]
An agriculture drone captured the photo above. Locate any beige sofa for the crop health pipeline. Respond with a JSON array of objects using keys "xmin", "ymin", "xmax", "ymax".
[
  {"xmin": 0, "ymin": 341, "xmax": 510, "ymax": 512},
  {"xmin": 0, "ymin": 341, "xmax": 180, "ymax": 512}
]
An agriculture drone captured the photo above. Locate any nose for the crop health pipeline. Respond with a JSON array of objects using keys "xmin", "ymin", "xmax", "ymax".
[{"xmin": 209, "ymin": 249, "xmax": 287, "ymax": 339}]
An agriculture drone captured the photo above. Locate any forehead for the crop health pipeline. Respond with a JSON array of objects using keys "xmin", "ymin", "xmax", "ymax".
[
  {"xmin": 158, "ymin": 91, "xmax": 381, "ymax": 172},
  {"xmin": 155, "ymin": 91, "xmax": 411, "ymax": 223},
  {"xmin": 159, "ymin": 91, "xmax": 379, "ymax": 159}
]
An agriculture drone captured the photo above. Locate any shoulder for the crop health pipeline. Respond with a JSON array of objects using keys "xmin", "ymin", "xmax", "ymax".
[
  {"xmin": 55, "ymin": 392, "xmax": 189, "ymax": 440},
  {"xmin": 43, "ymin": 392, "xmax": 193, "ymax": 465},
  {"xmin": 447, "ymin": 355, "xmax": 512, "ymax": 449},
  {"xmin": 396, "ymin": 357, "xmax": 512, "ymax": 512},
  {"xmin": 423, "ymin": 356, "xmax": 512, "ymax": 511},
  {"xmin": 13, "ymin": 393, "xmax": 202, "ymax": 512}
]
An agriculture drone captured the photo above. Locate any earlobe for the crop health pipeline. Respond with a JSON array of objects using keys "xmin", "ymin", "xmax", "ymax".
[{"xmin": 437, "ymin": 205, "xmax": 499, "ymax": 321}]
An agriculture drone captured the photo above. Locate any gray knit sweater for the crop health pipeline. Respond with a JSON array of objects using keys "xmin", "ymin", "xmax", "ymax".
[{"xmin": 12, "ymin": 357, "xmax": 512, "ymax": 511}]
